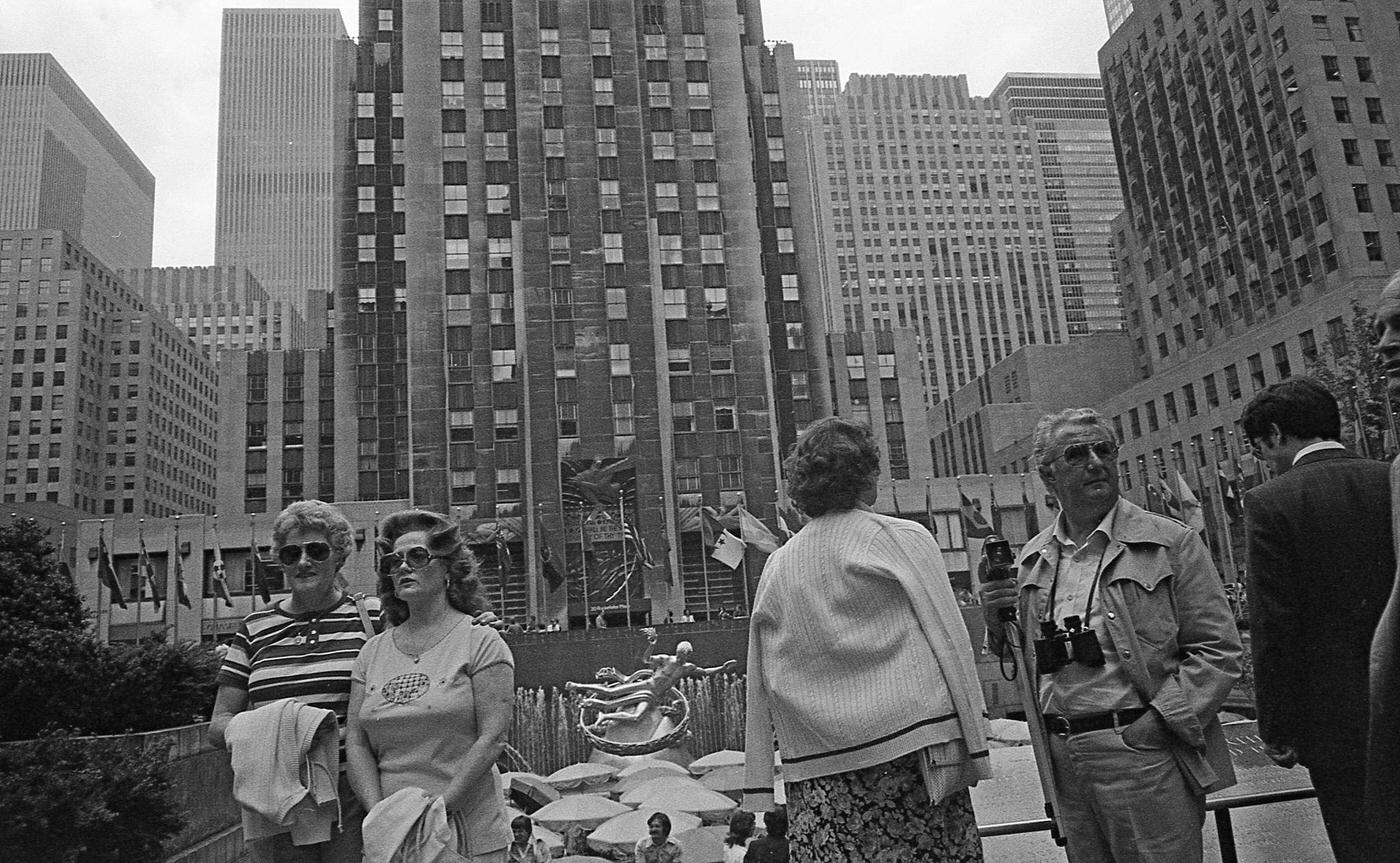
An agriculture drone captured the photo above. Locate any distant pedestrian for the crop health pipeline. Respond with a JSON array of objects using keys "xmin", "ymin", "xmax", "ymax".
[
  {"xmin": 743, "ymin": 807, "xmax": 788, "ymax": 863},
  {"xmin": 723, "ymin": 810, "xmax": 755, "ymax": 863}
]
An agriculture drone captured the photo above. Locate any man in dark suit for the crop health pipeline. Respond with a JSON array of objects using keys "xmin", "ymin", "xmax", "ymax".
[
  {"xmin": 1241, "ymin": 376, "xmax": 1395, "ymax": 862},
  {"xmin": 1369, "ymin": 273, "xmax": 1400, "ymax": 839}
]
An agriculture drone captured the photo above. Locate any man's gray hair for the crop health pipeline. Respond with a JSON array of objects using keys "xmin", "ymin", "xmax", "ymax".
[{"xmin": 1031, "ymin": 408, "xmax": 1119, "ymax": 466}]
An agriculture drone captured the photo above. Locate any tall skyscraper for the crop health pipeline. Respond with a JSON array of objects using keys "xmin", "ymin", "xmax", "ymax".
[
  {"xmin": 796, "ymin": 70, "xmax": 1074, "ymax": 404},
  {"xmin": 0, "ymin": 230, "xmax": 219, "ymax": 518},
  {"xmin": 339, "ymin": 0, "xmax": 827, "ymax": 623},
  {"xmin": 992, "ymin": 73, "xmax": 1127, "ymax": 334},
  {"xmin": 0, "ymin": 54, "xmax": 154, "ymax": 269},
  {"xmin": 1092, "ymin": 0, "xmax": 1400, "ymax": 543},
  {"xmin": 1104, "ymin": 0, "xmax": 1135, "ymax": 35},
  {"xmin": 214, "ymin": 9, "xmax": 353, "ymax": 316}
]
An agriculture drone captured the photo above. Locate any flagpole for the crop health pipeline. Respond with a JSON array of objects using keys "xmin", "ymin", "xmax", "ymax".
[
  {"xmin": 618, "ymin": 496, "xmax": 631, "ymax": 628},
  {"xmin": 699, "ymin": 509, "xmax": 713, "ymax": 622},
  {"xmin": 172, "ymin": 517, "xmax": 180, "ymax": 643},
  {"xmin": 136, "ymin": 519, "xmax": 144, "ymax": 639},
  {"xmin": 579, "ymin": 508, "xmax": 590, "ymax": 629},
  {"xmin": 97, "ymin": 519, "xmax": 108, "ymax": 643},
  {"xmin": 737, "ymin": 502, "xmax": 752, "ymax": 615},
  {"xmin": 211, "ymin": 515, "xmax": 220, "ymax": 635}
]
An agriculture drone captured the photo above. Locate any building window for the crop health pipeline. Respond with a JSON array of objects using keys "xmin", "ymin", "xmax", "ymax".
[
  {"xmin": 1343, "ymin": 138, "xmax": 1361, "ymax": 165},
  {"xmin": 1355, "ymin": 184, "xmax": 1374, "ymax": 213},
  {"xmin": 1366, "ymin": 98, "xmax": 1386, "ymax": 124},
  {"xmin": 1334, "ymin": 97, "xmax": 1351, "ymax": 123},
  {"xmin": 1344, "ymin": 16, "xmax": 1363, "ymax": 41},
  {"xmin": 1247, "ymin": 354, "xmax": 1266, "ymax": 390},
  {"xmin": 1364, "ymin": 231, "xmax": 1384, "ymax": 261},
  {"xmin": 1272, "ymin": 343, "xmax": 1291, "ymax": 379}
]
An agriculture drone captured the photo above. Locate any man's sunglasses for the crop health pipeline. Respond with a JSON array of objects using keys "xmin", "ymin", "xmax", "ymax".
[
  {"xmin": 277, "ymin": 541, "xmax": 333, "ymax": 567},
  {"xmin": 378, "ymin": 546, "xmax": 452, "ymax": 576},
  {"xmin": 1046, "ymin": 440, "xmax": 1119, "ymax": 467}
]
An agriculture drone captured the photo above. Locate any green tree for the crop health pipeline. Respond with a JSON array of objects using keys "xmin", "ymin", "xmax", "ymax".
[
  {"xmin": 0, "ymin": 517, "xmax": 86, "ymax": 639},
  {"xmin": 1305, "ymin": 299, "xmax": 1397, "ymax": 460}
]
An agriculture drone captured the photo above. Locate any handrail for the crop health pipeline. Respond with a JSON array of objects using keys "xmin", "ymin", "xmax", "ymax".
[{"xmin": 976, "ymin": 786, "xmax": 1318, "ymax": 861}]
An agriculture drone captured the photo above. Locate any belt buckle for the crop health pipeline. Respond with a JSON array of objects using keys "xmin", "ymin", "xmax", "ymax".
[{"xmin": 1044, "ymin": 714, "xmax": 1071, "ymax": 736}]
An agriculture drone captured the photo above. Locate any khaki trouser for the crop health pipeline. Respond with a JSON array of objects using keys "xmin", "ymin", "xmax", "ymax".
[{"xmin": 1048, "ymin": 727, "xmax": 1206, "ymax": 863}]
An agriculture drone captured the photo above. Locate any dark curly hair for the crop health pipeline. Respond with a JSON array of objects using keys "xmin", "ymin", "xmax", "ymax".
[
  {"xmin": 376, "ymin": 509, "xmax": 486, "ymax": 626},
  {"xmin": 783, "ymin": 416, "xmax": 881, "ymax": 517}
]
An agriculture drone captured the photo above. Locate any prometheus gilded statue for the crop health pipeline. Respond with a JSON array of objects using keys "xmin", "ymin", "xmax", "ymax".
[{"xmin": 566, "ymin": 628, "xmax": 738, "ymax": 756}]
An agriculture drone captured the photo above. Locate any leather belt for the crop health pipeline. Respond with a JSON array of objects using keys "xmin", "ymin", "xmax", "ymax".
[{"xmin": 1042, "ymin": 707, "xmax": 1149, "ymax": 736}]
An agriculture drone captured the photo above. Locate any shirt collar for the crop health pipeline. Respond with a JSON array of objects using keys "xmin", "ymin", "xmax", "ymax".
[
  {"xmin": 1292, "ymin": 440, "xmax": 1345, "ymax": 465},
  {"xmin": 1051, "ymin": 501, "xmax": 1118, "ymax": 550}
]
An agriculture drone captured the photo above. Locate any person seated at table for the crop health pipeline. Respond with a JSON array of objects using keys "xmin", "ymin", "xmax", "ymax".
[
  {"xmin": 507, "ymin": 815, "xmax": 550, "ymax": 863},
  {"xmin": 635, "ymin": 812, "xmax": 682, "ymax": 863}
]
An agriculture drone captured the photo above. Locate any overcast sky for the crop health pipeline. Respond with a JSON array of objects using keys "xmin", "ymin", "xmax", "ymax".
[{"xmin": 3, "ymin": 0, "xmax": 1109, "ymax": 267}]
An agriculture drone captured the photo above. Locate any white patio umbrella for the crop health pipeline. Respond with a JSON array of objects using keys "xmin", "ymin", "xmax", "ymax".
[
  {"xmin": 586, "ymin": 809, "xmax": 702, "ymax": 856},
  {"xmin": 545, "ymin": 762, "xmax": 619, "ymax": 791},
  {"xmin": 616, "ymin": 759, "xmax": 689, "ymax": 779},
  {"xmin": 617, "ymin": 775, "xmax": 710, "ymax": 806},
  {"xmin": 627, "ymin": 785, "xmax": 738, "ymax": 822},
  {"xmin": 530, "ymin": 794, "xmax": 633, "ymax": 832},
  {"xmin": 698, "ymin": 765, "xmax": 746, "ymax": 801},
  {"xmin": 687, "ymin": 749, "xmax": 745, "ymax": 774},
  {"xmin": 673, "ymin": 827, "xmax": 727, "ymax": 863}
]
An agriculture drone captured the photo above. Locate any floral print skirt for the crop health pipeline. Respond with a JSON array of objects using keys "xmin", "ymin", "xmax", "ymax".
[{"xmin": 786, "ymin": 751, "xmax": 984, "ymax": 863}]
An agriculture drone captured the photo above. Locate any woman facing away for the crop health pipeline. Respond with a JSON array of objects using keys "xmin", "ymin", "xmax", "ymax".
[
  {"xmin": 209, "ymin": 500, "xmax": 383, "ymax": 863},
  {"xmin": 347, "ymin": 509, "xmax": 515, "ymax": 862},
  {"xmin": 722, "ymin": 810, "xmax": 755, "ymax": 863},
  {"xmin": 741, "ymin": 416, "xmax": 993, "ymax": 862}
]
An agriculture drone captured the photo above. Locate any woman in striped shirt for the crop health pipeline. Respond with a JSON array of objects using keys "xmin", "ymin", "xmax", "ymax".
[{"xmin": 210, "ymin": 499, "xmax": 381, "ymax": 863}]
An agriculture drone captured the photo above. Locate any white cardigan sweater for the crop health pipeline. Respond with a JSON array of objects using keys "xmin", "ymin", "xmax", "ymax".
[{"xmin": 742, "ymin": 507, "xmax": 991, "ymax": 809}]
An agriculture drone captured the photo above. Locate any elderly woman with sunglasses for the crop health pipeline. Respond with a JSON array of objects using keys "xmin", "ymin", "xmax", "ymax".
[
  {"xmin": 347, "ymin": 509, "xmax": 515, "ymax": 863},
  {"xmin": 209, "ymin": 499, "xmax": 382, "ymax": 862}
]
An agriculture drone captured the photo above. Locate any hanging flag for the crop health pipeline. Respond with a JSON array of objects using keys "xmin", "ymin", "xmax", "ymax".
[
  {"xmin": 736, "ymin": 507, "xmax": 780, "ymax": 555},
  {"xmin": 1174, "ymin": 471, "xmax": 1207, "ymax": 532},
  {"xmin": 210, "ymin": 523, "xmax": 233, "ymax": 607},
  {"xmin": 1021, "ymin": 475, "xmax": 1041, "ymax": 538},
  {"xmin": 1144, "ymin": 479, "xmax": 1164, "ymax": 514},
  {"xmin": 99, "ymin": 532, "xmax": 127, "ymax": 609},
  {"xmin": 1217, "ymin": 463, "xmax": 1243, "ymax": 522},
  {"xmin": 776, "ymin": 508, "xmax": 794, "ymax": 541},
  {"xmin": 495, "ymin": 526, "xmax": 514, "ymax": 572},
  {"xmin": 987, "ymin": 483, "xmax": 1005, "ymax": 535},
  {"xmin": 701, "ymin": 507, "xmax": 745, "ymax": 569},
  {"xmin": 958, "ymin": 492, "xmax": 995, "ymax": 540},
  {"xmin": 537, "ymin": 524, "xmax": 565, "ymax": 591},
  {"xmin": 138, "ymin": 533, "xmax": 162, "ymax": 613},
  {"xmin": 172, "ymin": 532, "xmax": 192, "ymax": 609},
  {"xmin": 249, "ymin": 523, "xmax": 273, "ymax": 604},
  {"xmin": 617, "ymin": 513, "xmax": 656, "ymax": 568},
  {"xmin": 924, "ymin": 478, "xmax": 938, "ymax": 539}
]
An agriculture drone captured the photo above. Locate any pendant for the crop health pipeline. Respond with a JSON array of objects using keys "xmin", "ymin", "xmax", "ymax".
[{"xmin": 295, "ymin": 634, "xmax": 306, "ymax": 645}]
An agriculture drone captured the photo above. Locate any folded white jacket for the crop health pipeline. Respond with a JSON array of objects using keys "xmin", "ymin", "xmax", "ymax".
[
  {"xmin": 363, "ymin": 788, "xmax": 462, "ymax": 863},
  {"xmin": 225, "ymin": 698, "xmax": 340, "ymax": 845}
]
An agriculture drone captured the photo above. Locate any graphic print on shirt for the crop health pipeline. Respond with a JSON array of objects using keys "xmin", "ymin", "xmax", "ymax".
[{"xmin": 381, "ymin": 671, "xmax": 431, "ymax": 704}]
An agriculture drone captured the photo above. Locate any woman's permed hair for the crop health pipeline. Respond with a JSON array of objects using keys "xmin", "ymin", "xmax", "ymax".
[
  {"xmin": 725, "ymin": 810, "xmax": 755, "ymax": 847},
  {"xmin": 376, "ymin": 509, "xmax": 485, "ymax": 626},
  {"xmin": 783, "ymin": 416, "xmax": 880, "ymax": 517},
  {"xmin": 271, "ymin": 500, "xmax": 354, "ymax": 567}
]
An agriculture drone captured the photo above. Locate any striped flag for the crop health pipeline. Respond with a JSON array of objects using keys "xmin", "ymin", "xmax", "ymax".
[{"xmin": 99, "ymin": 532, "xmax": 127, "ymax": 609}]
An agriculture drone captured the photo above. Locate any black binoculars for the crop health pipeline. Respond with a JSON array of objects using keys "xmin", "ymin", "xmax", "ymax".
[{"xmin": 1034, "ymin": 615, "xmax": 1106, "ymax": 675}]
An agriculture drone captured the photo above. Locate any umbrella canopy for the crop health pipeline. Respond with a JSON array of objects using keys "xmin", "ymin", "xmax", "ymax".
[
  {"xmin": 698, "ymin": 765, "xmax": 745, "ymax": 801},
  {"xmin": 616, "ymin": 759, "xmax": 689, "ymax": 779},
  {"xmin": 673, "ymin": 827, "xmax": 727, "ymax": 863},
  {"xmin": 555, "ymin": 857, "xmax": 613, "ymax": 863},
  {"xmin": 530, "ymin": 795, "xmax": 633, "ymax": 832},
  {"xmin": 545, "ymin": 762, "xmax": 619, "ymax": 791},
  {"xmin": 627, "ymin": 785, "xmax": 737, "ymax": 822},
  {"xmin": 503, "ymin": 772, "xmax": 560, "ymax": 812},
  {"xmin": 587, "ymin": 809, "xmax": 702, "ymax": 855},
  {"xmin": 687, "ymin": 749, "xmax": 745, "ymax": 774},
  {"xmin": 617, "ymin": 775, "xmax": 710, "ymax": 806}
]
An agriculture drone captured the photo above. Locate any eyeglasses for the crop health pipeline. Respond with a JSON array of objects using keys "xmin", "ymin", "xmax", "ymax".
[
  {"xmin": 277, "ymin": 541, "xmax": 332, "ymax": 567},
  {"xmin": 377, "ymin": 545, "xmax": 452, "ymax": 576},
  {"xmin": 1046, "ymin": 440, "xmax": 1118, "ymax": 467}
]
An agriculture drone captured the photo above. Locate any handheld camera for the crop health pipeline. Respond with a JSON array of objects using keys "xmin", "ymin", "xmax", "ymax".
[
  {"xmin": 1034, "ymin": 614, "xmax": 1106, "ymax": 676},
  {"xmin": 980, "ymin": 537, "xmax": 1017, "ymax": 622}
]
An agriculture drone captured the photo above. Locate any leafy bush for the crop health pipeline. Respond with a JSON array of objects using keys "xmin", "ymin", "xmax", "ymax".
[
  {"xmin": 0, "ymin": 732, "xmax": 183, "ymax": 863},
  {"xmin": 0, "ymin": 518, "xmax": 220, "ymax": 741}
]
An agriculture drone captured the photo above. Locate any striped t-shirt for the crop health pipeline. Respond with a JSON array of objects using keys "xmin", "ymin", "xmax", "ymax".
[{"xmin": 217, "ymin": 594, "xmax": 383, "ymax": 728}]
